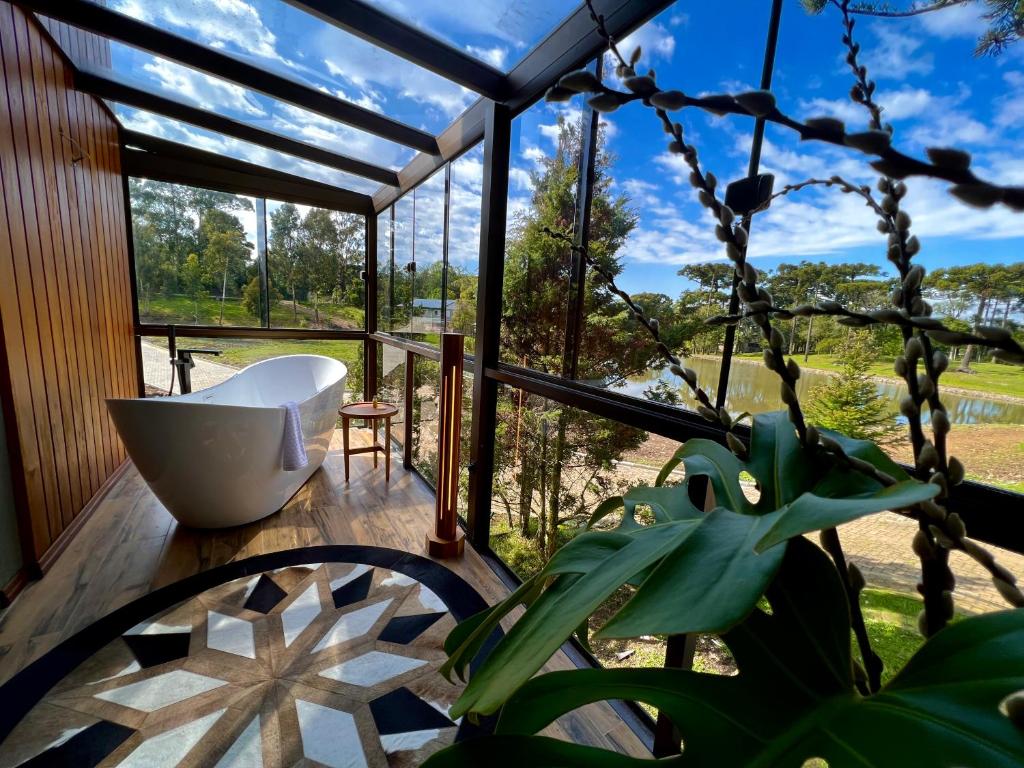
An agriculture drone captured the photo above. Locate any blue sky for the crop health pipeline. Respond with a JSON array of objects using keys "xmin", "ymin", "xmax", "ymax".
[
  {"xmin": 590, "ymin": 2, "xmax": 1024, "ymax": 296},
  {"xmin": 81, "ymin": 1, "xmax": 1023, "ymax": 303}
]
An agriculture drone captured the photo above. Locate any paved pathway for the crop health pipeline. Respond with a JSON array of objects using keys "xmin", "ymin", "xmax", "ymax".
[
  {"xmin": 837, "ymin": 511, "xmax": 1024, "ymax": 615},
  {"xmin": 140, "ymin": 341, "xmax": 237, "ymax": 395}
]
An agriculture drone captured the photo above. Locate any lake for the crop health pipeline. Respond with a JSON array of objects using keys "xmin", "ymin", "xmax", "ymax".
[{"xmin": 613, "ymin": 357, "xmax": 1024, "ymax": 426}]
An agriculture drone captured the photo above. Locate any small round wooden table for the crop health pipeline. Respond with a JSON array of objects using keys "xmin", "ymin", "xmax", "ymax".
[{"xmin": 338, "ymin": 401, "xmax": 399, "ymax": 483}]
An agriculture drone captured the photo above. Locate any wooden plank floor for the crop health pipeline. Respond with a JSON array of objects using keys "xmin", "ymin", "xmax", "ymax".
[{"xmin": 0, "ymin": 429, "xmax": 650, "ymax": 757}]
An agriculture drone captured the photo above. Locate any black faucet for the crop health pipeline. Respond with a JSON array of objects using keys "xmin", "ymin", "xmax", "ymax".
[{"xmin": 167, "ymin": 326, "xmax": 222, "ymax": 395}]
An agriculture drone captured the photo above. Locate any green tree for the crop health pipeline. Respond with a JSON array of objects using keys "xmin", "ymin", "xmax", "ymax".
[
  {"xmin": 181, "ymin": 252, "xmax": 205, "ymax": 322},
  {"xmin": 269, "ymin": 202, "xmax": 305, "ymax": 323},
  {"xmin": 200, "ymin": 209, "xmax": 253, "ymax": 326},
  {"xmin": 806, "ymin": 333, "xmax": 901, "ymax": 445},
  {"xmin": 931, "ymin": 263, "xmax": 1007, "ymax": 371},
  {"xmin": 497, "ymin": 118, "xmax": 654, "ymax": 558}
]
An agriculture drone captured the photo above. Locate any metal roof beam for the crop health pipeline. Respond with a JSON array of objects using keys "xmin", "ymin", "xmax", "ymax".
[{"xmin": 283, "ymin": 0, "xmax": 507, "ymax": 100}]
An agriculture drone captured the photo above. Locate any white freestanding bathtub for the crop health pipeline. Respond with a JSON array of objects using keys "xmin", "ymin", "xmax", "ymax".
[{"xmin": 107, "ymin": 354, "xmax": 347, "ymax": 528}]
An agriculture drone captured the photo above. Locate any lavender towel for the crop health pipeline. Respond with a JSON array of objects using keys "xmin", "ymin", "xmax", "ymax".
[{"xmin": 281, "ymin": 401, "xmax": 308, "ymax": 471}]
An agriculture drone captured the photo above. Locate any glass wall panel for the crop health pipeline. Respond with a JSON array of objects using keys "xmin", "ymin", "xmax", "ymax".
[
  {"xmin": 412, "ymin": 357, "xmax": 442, "ymax": 485},
  {"xmin": 140, "ymin": 336, "xmax": 363, "ymax": 399},
  {"xmin": 266, "ymin": 200, "xmax": 366, "ymax": 330},
  {"xmin": 739, "ymin": 2, "xmax": 1024, "ymax": 500},
  {"xmin": 119, "ymin": 107, "xmax": 381, "ymax": 193},
  {"xmin": 579, "ymin": 4, "xmax": 770, "ymax": 414},
  {"xmin": 365, "ymin": 0, "xmax": 578, "ymax": 72},
  {"xmin": 408, "ymin": 170, "xmax": 447, "ymax": 342},
  {"xmin": 83, "ymin": 0, "xmax": 470, "ymax": 135},
  {"xmin": 457, "ymin": 369, "xmax": 474, "ymax": 521},
  {"xmin": 499, "ymin": 92, "xmax": 586, "ymax": 375},
  {"xmin": 486, "ymin": 383, "xmax": 747, "ymax": 678},
  {"xmin": 448, "ymin": 144, "xmax": 484, "ymax": 352},
  {"xmin": 376, "ymin": 211, "xmax": 392, "ymax": 332},
  {"xmin": 52, "ymin": 24, "xmax": 415, "ymax": 170},
  {"xmin": 375, "ymin": 342, "xmax": 407, "ymax": 451},
  {"xmin": 130, "ymin": 178, "xmax": 261, "ymax": 327},
  {"xmin": 385, "ymin": 195, "xmax": 415, "ymax": 335},
  {"xmin": 488, "ymin": 384, "xmax": 662, "ymax": 576}
]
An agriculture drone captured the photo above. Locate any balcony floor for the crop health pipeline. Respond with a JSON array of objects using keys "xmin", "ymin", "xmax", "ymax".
[{"xmin": 0, "ymin": 429, "xmax": 649, "ymax": 757}]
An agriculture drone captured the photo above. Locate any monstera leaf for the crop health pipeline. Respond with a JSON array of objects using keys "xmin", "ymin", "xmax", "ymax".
[
  {"xmin": 442, "ymin": 411, "xmax": 939, "ymax": 719},
  {"xmin": 427, "ymin": 540, "xmax": 1024, "ymax": 767}
]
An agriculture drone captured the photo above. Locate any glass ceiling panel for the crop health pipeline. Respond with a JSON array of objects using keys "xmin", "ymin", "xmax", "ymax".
[
  {"xmin": 46, "ymin": 25, "xmax": 416, "ymax": 173},
  {"xmin": 366, "ymin": 0, "xmax": 580, "ymax": 71},
  {"xmin": 117, "ymin": 106, "xmax": 381, "ymax": 195},
  {"xmin": 87, "ymin": 0, "xmax": 477, "ymax": 134}
]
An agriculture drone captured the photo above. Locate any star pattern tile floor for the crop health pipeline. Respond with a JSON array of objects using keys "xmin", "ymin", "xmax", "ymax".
[{"xmin": 1, "ymin": 560, "xmax": 472, "ymax": 768}]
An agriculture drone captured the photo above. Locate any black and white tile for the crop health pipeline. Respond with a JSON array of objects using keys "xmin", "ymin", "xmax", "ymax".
[{"xmin": 0, "ymin": 547, "xmax": 498, "ymax": 768}]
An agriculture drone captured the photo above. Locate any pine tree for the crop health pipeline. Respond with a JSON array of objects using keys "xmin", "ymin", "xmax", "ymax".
[{"xmin": 806, "ymin": 333, "xmax": 901, "ymax": 445}]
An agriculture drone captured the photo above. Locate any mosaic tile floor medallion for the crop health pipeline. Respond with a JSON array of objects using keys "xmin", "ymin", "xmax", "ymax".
[{"xmin": 0, "ymin": 546, "xmax": 500, "ymax": 768}]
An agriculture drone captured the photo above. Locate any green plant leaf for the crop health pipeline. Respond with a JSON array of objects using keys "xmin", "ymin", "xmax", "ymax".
[
  {"xmin": 443, "ymin": 538, "xmax": 1024, "ymax": 767},
  {"xmin": 754, "ymin": 478, "xmax": 940, "ymax": 553},
  {"xmin": 746, "ymin": 410, "xmax": 813, "ymax": 509},
  {"xmin": 449, "ymin": 520, "xmax": 702, "ymax": 718},
  {"xmin": 585, "ymin": 494, "xmax": 626, "ymax": 528},
  {"xmin": 442, "ymin": 411, "xmax": 951, "ymax": 725},
  {"xmin": 598, "ymin": 508, "xmax": 787, "ymax": 637},
  {"xmin": 620, "ymin": 484, "xmax": 704, "ymax": 525},
  {"xmin": 677, "ymin": 439, "xmax": 756, "ymax": 515}
]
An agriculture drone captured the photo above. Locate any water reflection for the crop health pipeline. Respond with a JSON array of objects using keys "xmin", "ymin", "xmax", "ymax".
[{"xmin": 613, "ymin": 358, "xmax": 1024, "ymax": 426}]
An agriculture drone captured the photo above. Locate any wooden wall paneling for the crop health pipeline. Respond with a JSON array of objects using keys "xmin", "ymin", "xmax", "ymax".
[
  {"xmin": 0, "ymin": 106, "xmax": 48, "ymax": 560},
  {"xmin": 71, "ymin": 72, "xmax": 115, "ymax": 475},
  {"xmin": 22, "ymin": 15, "xmax": 86, "ymax": 523},
  {"xmin": 95, "ymin": 94, "xmax": 128, "ymax": 466},
  {"xmin": 42, "ymin": 34, "xmax": 100, "ymax": 495},
  {"xmin": 0, "ymin": 5, "xmax": 67, "ymax": 546},
  {"xmin": 105, "ymin": 105, "xmax": 134, "ymax": 431},
  {"xmin": 0, "ymin": 2, "xmax": 135, "ymax": 567},
  {"xmin": 17, "ymin": 6, "xmax": 81, "ymax": 527},
  {"xmin": 66, "ymin": 64, "xmax": 113, "ymax": 481},
  {"xmin": 84, "ymin": 90, "xmax": 124, "ymax": 470}
]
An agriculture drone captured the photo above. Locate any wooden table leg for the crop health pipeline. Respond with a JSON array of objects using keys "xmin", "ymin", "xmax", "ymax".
[
  {"xmin": 342, "ymin": 414, "xmax": 350, "ymax": 483},
  {"xmin": 385, "ymin": 415, "xmax": 391, "ymax": 482},
  {"xmin": 373, "ymin": 416, "xmax": 379, "ymax": 469}
]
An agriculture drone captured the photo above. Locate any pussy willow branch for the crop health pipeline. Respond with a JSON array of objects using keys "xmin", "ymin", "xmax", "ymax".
[
  {"xmin": 749, "ymin": 176, "xmax": 888, "ymax": 218},
  {"xmin": 579, "ymin": 0, "xmax": 886, "ymax": 688},
  {"xmin": 555, "ymin": 6, "xmax": 1024, "ymax": 211},
  {"xmin": 837, "ymin": 0, "xmax": 959, "ymax": 636}
]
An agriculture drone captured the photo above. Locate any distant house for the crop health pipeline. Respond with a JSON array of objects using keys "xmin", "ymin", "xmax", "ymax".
[{"xmin": 412, "ymin": 297, "xmax": 456, "ymax": 325}]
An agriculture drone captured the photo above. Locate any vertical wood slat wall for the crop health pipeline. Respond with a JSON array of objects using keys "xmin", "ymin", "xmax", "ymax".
[{"xmin": 0, "ymin": 2, "xmax": 135, "ymax": 572}]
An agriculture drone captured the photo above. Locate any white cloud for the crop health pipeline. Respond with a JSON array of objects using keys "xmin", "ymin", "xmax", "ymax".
[
  {"xmin": 916, "ymin": 3, "xmax": 988, "ymax": 39},
  {"xmin": 466, "ymin": 45, "xmax": 508, "ymax": 69},
  {"xmin": 908, "ymin": 110, "xmax": 993, "ymax": 147},
  {"xmin": 113, "ymin": 0, "xmax": 279, "ymax": 60},
  {"xmin": 620, "ymin": 131, "xmax": 1024, "ymax": 272},
  {"xmin": 994, "ymin": 71, "xmax": 1024, "ymax": 128},
  {"xmin": 263, "ymin": 104, "xmax": 413, "ymax": 171},
  {"xmin": 321, "ymin": 42, "xmax": 475, "ymax": 119},
  {"xmin": 119, "ymin": 107, "xmax": 380, "ymax": 194},
  {"xmin": 141, "ymin": 57, "xmax": 266, "ymax": 117},
  {"xmin": 860, "ymin": 24, "xmax": 934, "ymax": 80}
]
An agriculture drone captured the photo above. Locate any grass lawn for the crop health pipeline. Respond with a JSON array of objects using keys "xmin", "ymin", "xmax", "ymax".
[
  {"xmin": 140, "ymin": 294, "xmax": 364, "ymax": 330},
  {"xmin": 858, "ymin": 588, "xmax": 930, "ymax": 685},
  {"xmin": 736, "ymin": 352, "xmax": 1024, "ymax": 400},
  {"xmin": 146, "ymin": 336, "xmax": 364, "ymax": 391}
]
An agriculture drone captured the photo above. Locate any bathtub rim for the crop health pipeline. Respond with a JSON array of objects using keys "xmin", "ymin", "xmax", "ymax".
[{"xmin": 106, "ymin": 353, "xmax": 349, "ymax": 409}]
